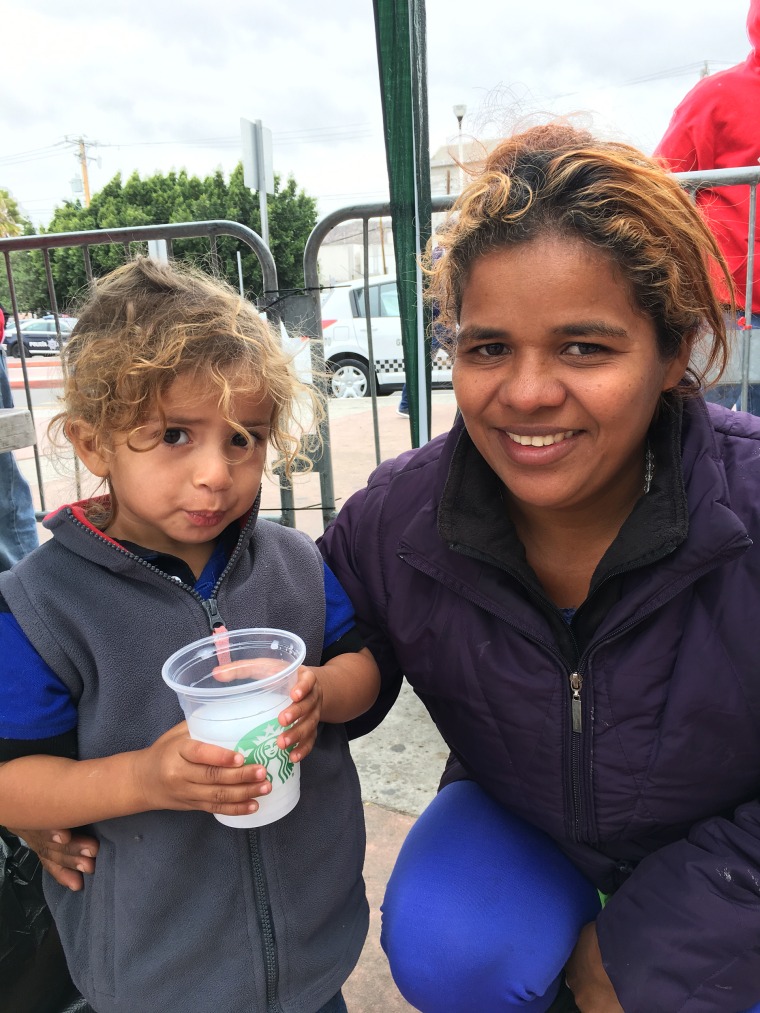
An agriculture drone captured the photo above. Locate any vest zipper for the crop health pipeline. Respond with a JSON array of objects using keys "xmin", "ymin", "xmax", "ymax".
[
  {"xmin": 248, "ymin": 830, "xmax": 281, "ymax": 1013},
  {"xmin": 201, "ymin": 595, "xmax": 226, "ymax": 634}
]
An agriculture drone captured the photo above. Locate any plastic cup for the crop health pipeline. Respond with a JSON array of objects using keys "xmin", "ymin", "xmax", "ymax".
[{"xmin": 161, "ymin": 627, "xmax": 306, "ymax": 828}]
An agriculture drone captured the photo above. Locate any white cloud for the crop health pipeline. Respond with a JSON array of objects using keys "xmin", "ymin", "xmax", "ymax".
[{"xmin": 0, "ymin": 0, "xmax": 753, "ymax": 226}]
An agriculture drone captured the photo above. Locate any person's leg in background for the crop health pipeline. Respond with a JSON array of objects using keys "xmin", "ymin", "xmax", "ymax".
[
  {"xmin": 381, "ymin": 780, "xmax": 601, "ymax": 1013},
  {"xmin": 0, "ymin": 351, "xmax": 39, "ymax": 571},
  {"xmin": 397, "ymin": 383, "xmax": 409, "ymax": 417},
  {"xmin": 745, "ymin": 313, "xmax": 760, "ymax": 415},
  {"xmin": 708, "ymin": 312, "xmax": 760, "ymax": 414}
]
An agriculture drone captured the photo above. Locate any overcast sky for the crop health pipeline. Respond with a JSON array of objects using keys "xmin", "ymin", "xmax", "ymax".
[{"xmin": 0, "ymin": 0, "xmax": 754, "ymax": 229}]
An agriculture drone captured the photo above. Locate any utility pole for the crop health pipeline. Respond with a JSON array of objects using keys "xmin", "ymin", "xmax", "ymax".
[
  {"xmin": 64, "ymin": 136, "xmax": 98, "ymax": 207},
  {"xmin": 378, "ymin": 217, "xmax": 387, "ymax": 273},
  {"xmin": 453, "ymin": 104, "xmax": 467, "ymax": 193},
  {"xmin": 78, "ymin": 138, "xmax": 91, "ymax": 206}
]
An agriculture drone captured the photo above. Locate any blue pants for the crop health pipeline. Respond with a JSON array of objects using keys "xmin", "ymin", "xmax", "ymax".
[
  {"xmin": 381, "ymin": 782, "xmax": 600, "ymax": 1012},
  {"xmin": 381, "ymin": 781, "xmax": 760, "ymax": 1013},
  {"xmin": 0, "ymin": 353, "xmax": 38, "ymax": 572}
]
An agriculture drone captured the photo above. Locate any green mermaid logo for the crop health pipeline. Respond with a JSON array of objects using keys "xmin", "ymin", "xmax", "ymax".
[{"xmin": 235, "ymin": 720, "xmax": 294, "ymax": 784}]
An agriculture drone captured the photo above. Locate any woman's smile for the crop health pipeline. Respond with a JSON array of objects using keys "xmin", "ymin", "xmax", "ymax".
[
  {"xmin": 496, "ymin": 427, "xmax": 582, "ymax": 466},
  {"xmin": 503, "ymin": 428, "xmax": 580, "ymax": 447}
]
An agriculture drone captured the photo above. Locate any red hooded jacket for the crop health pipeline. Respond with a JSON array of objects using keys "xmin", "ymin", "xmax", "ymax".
[{"xmin": 655, "ymin": 0, "xmax": 760, "ymax": 314}]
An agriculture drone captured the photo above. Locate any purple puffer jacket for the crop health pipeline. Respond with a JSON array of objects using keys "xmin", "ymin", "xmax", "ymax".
[{"xmin": 320, "ymin": 397, "xmax": 760, "ymax": 1012}]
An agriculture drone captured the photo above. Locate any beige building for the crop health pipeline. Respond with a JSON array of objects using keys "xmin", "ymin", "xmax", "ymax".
[
  {"xmin": 318, "ymin": 138, "xmax": 502, "ymax": 285},
  {"xmin": 429, "ymin": 138, "xmax": 501, "ymax": 197}
]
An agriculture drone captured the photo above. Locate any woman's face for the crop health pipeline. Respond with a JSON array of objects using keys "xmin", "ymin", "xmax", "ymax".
[{"xmin": 453, "ymin": 236, "xmax": 689, "ymax": 519}]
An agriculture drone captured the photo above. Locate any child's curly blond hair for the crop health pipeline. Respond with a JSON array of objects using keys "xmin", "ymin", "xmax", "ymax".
[{"xmin": 51, "ymin": 257, "xmax": 322, "ymax": 490}]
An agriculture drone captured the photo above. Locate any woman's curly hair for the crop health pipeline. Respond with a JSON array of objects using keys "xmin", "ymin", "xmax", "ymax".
[
  {"xmin": 426, "ymin": 122, "xmax": 733, "ymax": 393},
  {"xmin": 50, "ymin": 256, "xmax": 322, "ymax": 481}
]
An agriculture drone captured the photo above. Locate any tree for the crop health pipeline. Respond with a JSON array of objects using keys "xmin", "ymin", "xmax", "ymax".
[
  {"xmin": 0, "ymin": 188, "xmax": 25, "ymax": 238},
  {"xmin": 40, "ymin": 164, "xmax": 318, "ymax": 308},
  {"xmin": 0, "ymin": 193, "xmax": 48, "ymax": 315}
]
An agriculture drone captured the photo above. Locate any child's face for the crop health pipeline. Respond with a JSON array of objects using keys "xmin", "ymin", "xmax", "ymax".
[{"xmin": 84, "ymin": 373, "xmax": 272, "ymax": 575}]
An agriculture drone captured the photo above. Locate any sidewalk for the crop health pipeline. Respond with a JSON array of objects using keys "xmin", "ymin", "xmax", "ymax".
[{"xmin": 343, "ymin": 804, "xmax": 416, "ymax": 1011}]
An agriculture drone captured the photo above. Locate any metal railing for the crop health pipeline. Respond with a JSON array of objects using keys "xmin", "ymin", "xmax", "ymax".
[
  {"xmin": 676, "ymin": 166, "xmax": 758, "ymax": 412},
  {"xmin": 299, "ymin": 194, "xmax": 454, "ymax": 526},
  {"xmin": 0, "ymin": 220, "xmax": 284, "ymax": 521},
  {"xmin": 2, "ymin": 167, "xmax": 758, "ymax": 532}
]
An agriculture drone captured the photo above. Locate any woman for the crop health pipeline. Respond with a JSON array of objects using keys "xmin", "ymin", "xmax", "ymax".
[
  {"xmin": 23, "ymin": 125, "xmax": 760, "ymax": 1011},
  {"xmin": 321, "ymin": 124, "xmax": 760, "ymax": 1012}
]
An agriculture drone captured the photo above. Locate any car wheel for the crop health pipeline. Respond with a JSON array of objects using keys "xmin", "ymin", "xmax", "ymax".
[
  {"xmin": 10, "ymin": 344, "xmax": 21, "ymax": 358},
  {"xmin": 329, "ymin": 358, "xmax": 370, "ymax": 398}
]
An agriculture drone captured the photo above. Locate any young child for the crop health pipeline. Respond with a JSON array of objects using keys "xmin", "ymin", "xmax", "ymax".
[{"xmin": 0, "ymin": 257, "xmax": 380, "ymax": 1013}]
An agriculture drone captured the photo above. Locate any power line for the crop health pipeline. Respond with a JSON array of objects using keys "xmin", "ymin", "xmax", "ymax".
[
  {"xmin": 0, "ymin": 147, "xmax": 68, "ymax": 168},
  {"xmin": 550, "ymin": 59, "xmax": 738, "ymax": 101}
]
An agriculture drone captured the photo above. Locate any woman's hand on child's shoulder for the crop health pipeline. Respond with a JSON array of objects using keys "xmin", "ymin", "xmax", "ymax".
[
  {"xmin": 134, "ymin": 720, "xmax": 273, "ymax": 819},
  {"xmin": 276, "ymin": 667, "xmax": 323, "ymax": 764}
]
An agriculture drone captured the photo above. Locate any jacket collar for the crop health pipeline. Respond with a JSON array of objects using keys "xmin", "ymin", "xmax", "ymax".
[
  {"xmin": 43, "ymin": 487, "xmax": 263, "ymax": 581},
  {"xmin": 436, "ymin": 397, "xmax": 690, "ymax": 591},
  {"xmin": 398, "ymin": 397, "xmax": 750, "ymax": 653}
]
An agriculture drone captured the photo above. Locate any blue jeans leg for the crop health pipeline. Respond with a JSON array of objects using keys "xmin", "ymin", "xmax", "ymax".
[
  {"xmin": 381, "ymin": 781, "xmax": 601, "ymax": 1013},
  {"xmin": 710, "ymin": 313, "xmax": 760, "ymax": 414},
  {"xmin": 399, "ymin": 384, "xmax": 409, "ymax": 413},
  {"xmin": 0, "ymin": 354, "xmax": 38, "ymax": 571}
]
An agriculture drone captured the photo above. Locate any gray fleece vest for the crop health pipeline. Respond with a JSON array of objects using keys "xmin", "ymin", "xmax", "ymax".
[{"xmin": 0, "ymin": 505, "xmax": 368, "ymax": 1013}]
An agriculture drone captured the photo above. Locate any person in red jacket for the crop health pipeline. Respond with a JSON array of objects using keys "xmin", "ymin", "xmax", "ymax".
[{"xmin": 656, "ymin": 0, "xmax": 760, "ymax": 410}]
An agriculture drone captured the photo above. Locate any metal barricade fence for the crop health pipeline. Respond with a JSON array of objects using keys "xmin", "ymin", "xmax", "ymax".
[
  {"xmin": 1, "ymin": 166, "xmax": 758, "ymax": 533},
  {"xmin": 670, "ymin": 166, "xmax": 758, "ymax": 412},
  {"xmin": 0, "ymin": 220, "xmax": 300, "ymax": 526}
]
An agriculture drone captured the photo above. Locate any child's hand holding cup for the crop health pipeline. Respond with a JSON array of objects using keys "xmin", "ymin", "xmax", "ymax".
[{"xmin": 162, "ymin": 628, "xmax": 306, "ymax": 828}]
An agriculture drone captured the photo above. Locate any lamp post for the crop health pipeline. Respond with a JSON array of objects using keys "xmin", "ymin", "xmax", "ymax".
[{"xmin": 453, "ymin": 104, "xmax": 466, "ymax": 192}]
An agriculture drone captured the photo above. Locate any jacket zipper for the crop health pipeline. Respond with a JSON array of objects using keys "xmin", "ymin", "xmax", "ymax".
[
  {"xmin": 400, "ymin": 550, "xmax": 590, "ymax": 839},
  {"xmin": 568, "ymin": 671, "xmax": 584, "ymax": 841},
  {"xmin": 569, "ymin": 671, "xmax": 583, "ymax": 732},
  {"xmin": 71, "ymin": 515, "xmax": 282, "ymax": 1009}
]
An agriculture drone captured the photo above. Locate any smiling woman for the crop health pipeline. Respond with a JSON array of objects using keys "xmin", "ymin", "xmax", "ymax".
[
  {"xmin": 318, "ymin": 123, "xmax": 760, "ymax": 1013},
  {"xmin": 452, "ymin": 238, "xmax": 690, "ymax": 606}
]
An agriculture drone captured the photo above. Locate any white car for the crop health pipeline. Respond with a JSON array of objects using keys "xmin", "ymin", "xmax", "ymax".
[{"xmin": 320, "ymin": 275, "xmax": 452, "ymax": 398}]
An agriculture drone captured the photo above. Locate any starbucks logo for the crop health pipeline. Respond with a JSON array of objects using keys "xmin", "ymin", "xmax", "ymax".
[{"xmin": 236, "ymin": 720, "xmax": 294, "ymax": 784}]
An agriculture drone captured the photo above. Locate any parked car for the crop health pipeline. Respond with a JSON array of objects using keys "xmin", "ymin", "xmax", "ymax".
[
  {"xmin": 320, "ymin": 275, "xmax": 452, "ymax": 398},
  {"xmin": 3, "ymin": 317, "xmax": 77, "ymax": 357}
]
